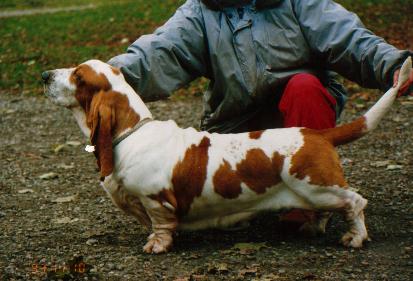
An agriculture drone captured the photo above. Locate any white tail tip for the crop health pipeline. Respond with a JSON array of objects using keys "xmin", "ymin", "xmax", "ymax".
[{"xmin": 396, "ymin": 56, "xmax": 412, "ymax": 89}]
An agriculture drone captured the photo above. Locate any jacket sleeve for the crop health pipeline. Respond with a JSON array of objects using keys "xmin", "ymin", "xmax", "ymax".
[
  {"xmin": 292, "ymin": 0, "xmax": 412, "ymax": 91},
  {"xmin": 108, "ymin": 0, "xmax": 207, "ymax": 101}
]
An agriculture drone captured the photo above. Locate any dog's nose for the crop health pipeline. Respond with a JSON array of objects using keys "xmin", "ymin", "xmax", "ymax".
[{"xmin": 41, "ymin": 71, "xmax": 50, "ymax": 83}]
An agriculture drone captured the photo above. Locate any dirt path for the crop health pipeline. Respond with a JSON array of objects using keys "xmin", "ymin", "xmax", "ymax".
[
  {"xmin": 0, "ymin": 4, "xmax": 96, "ymax": 18},
  {"xmin": 1, "ymin": 90, "xmax": 412, "ymax": 280}
]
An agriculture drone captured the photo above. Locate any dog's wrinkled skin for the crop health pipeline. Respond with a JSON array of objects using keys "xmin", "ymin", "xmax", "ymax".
[{"xmin": 43, "ymin": 58, "xmax": 412, "ymax": 253}]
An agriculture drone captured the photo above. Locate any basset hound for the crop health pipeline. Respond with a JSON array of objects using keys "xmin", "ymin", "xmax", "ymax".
[{"xmin": 42, "ymin": 57, "xmax": 412, "ymax": 253}]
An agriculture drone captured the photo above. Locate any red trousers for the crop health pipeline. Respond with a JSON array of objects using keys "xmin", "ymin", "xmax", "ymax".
[
  {"xmin": 279, "ymin": 73, "xmax": 337, "ymax": 129},
  {"xmin": 279, "ymin": 73, "xmax": 337, "ymax": 224}
]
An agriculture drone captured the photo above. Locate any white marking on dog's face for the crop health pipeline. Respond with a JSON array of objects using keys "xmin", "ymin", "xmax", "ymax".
[
  {"xmin": 43, "ymin": 59, "xmax": 117, "ymax": 108},
  {"xmin": 43, "ymin": 67, "xmax": 77, "ymax": 107}
]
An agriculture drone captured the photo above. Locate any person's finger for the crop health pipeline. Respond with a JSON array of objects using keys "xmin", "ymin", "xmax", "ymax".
[
  {"xmin": 396, "ymin": 70, "xmax": 413, "ymax": 97},
  {"xmin": 393, "ymin": 70, "xmax": 400, "ymax": 88}
]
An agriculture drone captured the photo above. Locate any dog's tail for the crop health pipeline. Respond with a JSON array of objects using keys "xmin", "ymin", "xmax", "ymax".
[{"xmin": 321, "ymin": 56, "xmax": 412, "ymax": 147}]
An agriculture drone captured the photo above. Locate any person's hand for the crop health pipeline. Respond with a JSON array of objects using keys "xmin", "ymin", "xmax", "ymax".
[{"xmin": 393, "ymin": 65, "xmax": 413, "ymax": 97}]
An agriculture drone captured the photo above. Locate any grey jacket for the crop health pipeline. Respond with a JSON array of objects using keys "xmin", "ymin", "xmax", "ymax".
[{"xmin": 108, "ymin": 0, "xmax": 411, "ymax": 133}]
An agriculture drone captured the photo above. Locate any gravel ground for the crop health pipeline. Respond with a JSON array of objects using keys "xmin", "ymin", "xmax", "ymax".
[{"xmin": 0, "ymin": 91, "xmax": 412, "ymax": 280}]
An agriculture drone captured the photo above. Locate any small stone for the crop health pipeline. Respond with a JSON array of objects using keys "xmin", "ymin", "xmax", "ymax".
[{"xmin": 86, "ymin": 239, "xmax": 98, "ymax": 246}]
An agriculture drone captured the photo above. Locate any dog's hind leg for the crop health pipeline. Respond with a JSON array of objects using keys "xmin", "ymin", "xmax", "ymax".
[
  {"xmin": 282, "ymin": 175, "xmax": 369, "ymax": 247},
  {"xmin": 281, "ymin": 162, "xmax": 368, "ymax": 247},
  {"xmin": 340, "ymin": 190, "xmax": 368, "ymax": 248}
]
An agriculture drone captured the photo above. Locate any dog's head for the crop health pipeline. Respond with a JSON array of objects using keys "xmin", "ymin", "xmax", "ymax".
[
  {"xmin": 42, "ymin": 59, "xmax": 131, "ymax": 108},
  {"xmin": 42, "ymin": 60, "xmax": 151, "ymax": 178}
]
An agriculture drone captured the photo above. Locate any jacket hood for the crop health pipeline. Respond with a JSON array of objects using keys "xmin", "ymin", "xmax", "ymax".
[{"xmin": 201, "ymin": 0, "xmax": 283, "ymax": 10}]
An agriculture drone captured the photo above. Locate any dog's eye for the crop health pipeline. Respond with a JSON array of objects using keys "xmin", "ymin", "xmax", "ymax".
[{"xmin": 73, "ymin": 72, "xmax": 83, "ymax": 83}]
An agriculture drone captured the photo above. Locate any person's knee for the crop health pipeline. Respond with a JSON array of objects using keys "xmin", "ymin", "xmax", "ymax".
[
  {"xmin": 284, "ymin": 73, "xmax": 324, "ymax": 99},
  {"xmin": 278, "ymin": 73, "xmax": 336, "ymax": 129},
  {"xmin": 281, "ymin": 73, "xmax": 335, "ymax": 107}
]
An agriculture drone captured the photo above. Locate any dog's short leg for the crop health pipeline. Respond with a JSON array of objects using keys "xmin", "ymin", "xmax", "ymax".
[
  {"xmin": 299, "ymin": 211, "xmax": 332, "ymax": 236},
  {"xmin": 141, "ymin": 198, "xmax": 178, "ymax": 254},
  {"xmin": 340, "ymin": 191, "xmax": 368, "ymax": 248}
]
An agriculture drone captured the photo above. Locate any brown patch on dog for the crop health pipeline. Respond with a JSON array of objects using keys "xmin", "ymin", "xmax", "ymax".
[
  {"xmin": 236, "ymin": 149, "xmax": 284, "ymax": 194},
  {"xmin": 249, "ymin": 130, "xmax": 264, "ymax": 140},
  {"xmin": 148, "ymin": 188, "xmax": 178, "ymax": 210},
  {"xmin": 111, "ymin": 66, "xmax": 121, "ymax": 75},
  {"xmin": 289, "ymin": 129, "xmax": 347, "ymax": 187},
  {"xmin": 212, "ymin": 149, "xmax": 284, "ymax": 198},
  {"xmin": 87, "ymin": 90, "xmax": 140, "ymax": 178},
  {"xmin": 213, "ymin": 160, "xmax": 242, "ymax": 199},
  {"xmin": 172, "ymin": 136, "xmax": 210, "ymax": 217},
  {"xmin": 70, "ymin": 64, "xmax": 112, "ymax": 111},
  {"xmin": 320, "ymin": 117, "xmax": 367, "ymax": 147}
]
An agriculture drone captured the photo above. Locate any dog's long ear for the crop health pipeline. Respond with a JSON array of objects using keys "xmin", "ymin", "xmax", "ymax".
[{"xmin": 88, "ymin": 91, "xmax": 114, "ymax": 178}]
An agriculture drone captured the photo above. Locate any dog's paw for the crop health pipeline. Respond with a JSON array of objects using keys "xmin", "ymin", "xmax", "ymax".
[
  {"xmin": 340, "ymin": 230, "xmax": 368, "ymax": 248},
  {"xmin": 143, "ymin": 233, "xmax": 173, "ymax": 254}
]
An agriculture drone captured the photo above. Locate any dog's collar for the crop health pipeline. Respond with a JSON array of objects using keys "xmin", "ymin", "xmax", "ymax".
[{"xmin": 112, "ymin": 117, "xmax": 154, "ymax": 147}]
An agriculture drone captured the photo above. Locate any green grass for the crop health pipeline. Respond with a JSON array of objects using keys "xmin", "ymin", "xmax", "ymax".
[
  {"xmin": 0, "ymin": 0, "xmax": 131, "ymax": 10},
  {"xmin": 0, "ymin": 0, "xmax": 185, "ymax": 94},
  {"xmin": 0, "ymin": 0, "xmax": 410, "ymax": 96}
]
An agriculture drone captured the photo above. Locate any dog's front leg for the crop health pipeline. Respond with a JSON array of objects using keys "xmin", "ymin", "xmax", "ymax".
[{"xmin": 141, "ymin": 198, "xmax": 178, "ymax": 254}]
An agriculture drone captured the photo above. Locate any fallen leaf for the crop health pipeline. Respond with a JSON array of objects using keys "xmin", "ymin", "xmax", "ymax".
[
  {"xmin": 39, "ymin": 172, "xmax": 58, "ymax": 180},
  {"xmin": 66, "ymin": 141, "xmax": 81, "ymax": 146},
  {"xmin": 53, "ymin": 217, "xmax": 79, "ymax": 224},
  {"xmin": 386, "ymin": 164, "xmax": 403, "ymax": 170},
  {"xmin": 57, "ymin": 163, "xmax": 75, "ymax": 169},
  {"xmin": 51, "ymin": 194, "xmax": 78, "ymax": 203},
  {"xmin": 53, "ymin": 144, "xmax": 67, "ymax": 153},
  {"xmin": 5, "ymin": 109, "xmax": 16, "ymax": 114},
  {"xmin": 18, "ymin": 189, "xmax": 34, "ymax": 194},
  {"xmin": 370, "ymin": 160, "xmax": 392, "ymax": 167},
  {"xmin": 400, "ymin": 101, "xmax": 413, "ymax": 106},
  {"xmin": 120, "ymin": 37, "xmax": 129, "ymax": 44}
]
